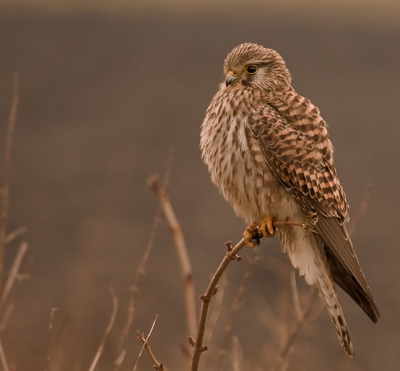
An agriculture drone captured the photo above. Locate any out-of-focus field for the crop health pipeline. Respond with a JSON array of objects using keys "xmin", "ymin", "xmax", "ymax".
[{"xmin": 0, "ymin": 3, "xmax": 399, "ymax": 370}]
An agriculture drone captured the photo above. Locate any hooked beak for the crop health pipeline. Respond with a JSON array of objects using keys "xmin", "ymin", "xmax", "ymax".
[{"xmin": 225, "ymin": 71, "xmax": 239, "ymax": 87}]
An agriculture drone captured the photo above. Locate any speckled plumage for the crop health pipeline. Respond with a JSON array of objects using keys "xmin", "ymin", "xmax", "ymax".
[{"xmin": 200, "ymin": 43, "xmax": 379, "ymax": 356}]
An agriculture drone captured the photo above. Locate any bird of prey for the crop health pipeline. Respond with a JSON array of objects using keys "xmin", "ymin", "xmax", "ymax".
[{"xmin": 200, "ymin": 43, "xmax": 379, "ymax": 356}]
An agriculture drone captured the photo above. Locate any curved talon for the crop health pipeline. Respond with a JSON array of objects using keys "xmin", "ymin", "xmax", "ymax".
[
  {"xmin": 258, "ymin": 215, "xmax": 275, "ymax": 238},
  {"xmin": 243, "ymin": 222, "xmax": 260, "ymax": 248}
]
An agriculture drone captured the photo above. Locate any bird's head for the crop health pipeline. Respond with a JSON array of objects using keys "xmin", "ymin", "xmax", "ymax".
[{"xmin": 223, "ymin": 43, "xmax": 291, "ymax": 92}]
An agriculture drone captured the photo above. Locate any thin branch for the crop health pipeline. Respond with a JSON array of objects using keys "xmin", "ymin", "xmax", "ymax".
[
  {"xmin": 0, "ymin": 73, "xmax": 19, "ymax": 276},
  {"xmin": 137, "ymin": 332, "xmax": 165, "ymax": 371},
  {"xmin": 0, "ymin": 241, "xmax": 28, "ymax": 311},
  {"xmin": 191, "ymin": 239, "xmax": 246, "ymax": 371},
  {"xmin": 215, "ymin": 255, "xmax": 257, "ymax": 371},
  {"xmin": 290, "ymin": 271, "xmax": 303, "ymax": 322},
  {"xmin": 45, "ymin": 308, "xmax": 59, "ymax": 371},
  {"xmin": 114, "ymin": 153, "xmax": 172, "ymax": 370},
  {"xmin": 134, "ymin": 315, "xmax": 165, "ymax": 371},
  {"xmin": 203, "ymin": 275, "xmax": 227, "ymax": 349},
  {"xmin": 149, "ymin": 176, "xmax": 197, "ymax": 339},
  {"xmin": 191, "ymin": 219, "xmax": 306, "ymax": 371},
  {"xmin": 5, "ymin": 226, "xmax": 26, "ymax": 245},
  {"xmin": 88, "ymin": 285, "xmax": 118, "ymax": 371},
  {"xmin": 114, "ymin": 206, "xmax": 162, "ymax": 368},
  {"xmin": 0, "ymin": 336, "xmax": 9, "ymax": 371},
  {"xmin": 230, "ymin": 336, "xmax": 242, "ymax": 371},
  {"xmin": 0, "ymin": 255, "xmax": 33, "ymax": 332},
  {"xmin": 276, "ymin": 288, "xmax": 319, "ymax": 365}
]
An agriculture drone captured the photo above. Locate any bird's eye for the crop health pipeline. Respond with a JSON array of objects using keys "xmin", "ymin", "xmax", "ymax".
[{"xmin": 246, "ymin": 65, "xmax": 258, "ymax": 74}]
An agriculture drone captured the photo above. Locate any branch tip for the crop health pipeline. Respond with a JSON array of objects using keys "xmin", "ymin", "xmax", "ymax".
[
  {"xmin": 147, "ymin": 174, "xmax": 160, "ymax": 194},
  {"xmin": 188, "ymin": 336, "xmax": 196, "ymax": 347},
  {"xmin": 227, "ymin": 252, "xmax": 242, "ymax": 261},
  {"xmin": 200, "ymin": 294, "xmax": 211, "ymax": 303}
]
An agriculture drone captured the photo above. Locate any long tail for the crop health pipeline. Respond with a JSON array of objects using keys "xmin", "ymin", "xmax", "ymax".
[
  {"xmin": 279, "ymin": 221, "xmax": 354, "ymax": 357},
  {"xmin": 316, "ymin": 255, "xmax": 354, "ymax": 357}
]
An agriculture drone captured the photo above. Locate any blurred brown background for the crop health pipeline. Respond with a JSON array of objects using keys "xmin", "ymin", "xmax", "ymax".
[{"xmin": 0, "ymin": 0, "xmax": 399, "ymax": 370}]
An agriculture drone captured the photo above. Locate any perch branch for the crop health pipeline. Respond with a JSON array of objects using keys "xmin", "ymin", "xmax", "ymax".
[
  {"xmin": 149, "ymin": 176, "xmax": 197, "ymax": 339},
  {"xmin": 0, "ymin": 73, "xmax": 19, "ymax": 277},
  {"xmin": 215, "ymin": 255, "xmax": 257, "ymax": 371},
  {"xmin": 203, "ymin": 275, "xmax": 227, "ymax": 349},
  {"xmin": 191, "ymin": 218, "xmax": 306, "ymax": 371},
  {"xmin": 88, "ymin": 285, "xmax": 118, "ymax": 371}
]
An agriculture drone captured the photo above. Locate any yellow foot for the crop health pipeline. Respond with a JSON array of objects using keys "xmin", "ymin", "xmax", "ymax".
[
  {"xmin": 243, "ymin": 222, "xmax": 260, "ymax": 248},
  {"xmin": 258, "ymin": 215, "xmax": 275, "ymax": 238}
]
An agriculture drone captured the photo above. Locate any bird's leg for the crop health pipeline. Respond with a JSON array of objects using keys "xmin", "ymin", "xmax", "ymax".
[
  {"xmin": 301, "ymin": 212, "xmax": 319, "ymax": 235},
  {"xmin": 243, "ymin": 222, "xmax": 260, "ymax": 248},
  {"xmin": 258, "ymin": 214, "xmax": 275, "ymax": 238}
]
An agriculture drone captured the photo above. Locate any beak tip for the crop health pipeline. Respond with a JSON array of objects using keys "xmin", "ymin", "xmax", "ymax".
[{"xmin": 225, "ymin": 74, "xmax": 239, "ymax": 87}]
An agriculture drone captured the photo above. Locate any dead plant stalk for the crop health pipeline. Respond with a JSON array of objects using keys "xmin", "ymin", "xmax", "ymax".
[{"xmin": 149, "ymin": 176, "xmax": 197, "ymax": 339}]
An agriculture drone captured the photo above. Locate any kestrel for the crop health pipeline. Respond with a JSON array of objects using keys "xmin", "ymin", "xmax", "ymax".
[{"xmin": 200, "ymin": 43, "xmax": 379, "ymax": 356}]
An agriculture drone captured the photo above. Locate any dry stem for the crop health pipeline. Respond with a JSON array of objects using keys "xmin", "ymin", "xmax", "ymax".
[
  {"xmin": 88, "ymin": 285, "xmax": 118, "ymax": 371},
  {"xmin": 0, "ymin": 73, "xmax": 19, "ymax": 277},
  {"xmin": 0, "ymin": 242, "xmax": 28, "ymax": 311},
  {"xmin": 290, "ymin": 271, "xmax": 303, "ymax": 322},
  {"xmin": 276, "ymin": 287, "xmax": 319, "ymax": 365},
  {"xmin": 114, "ymin": 152, "xmax": 172, "ymax": 369},
  {"xmin": 0, "ymin": 337, "xmax": 8, "ymax": 371},
  {"xmin": 203, "ymin": 275, "xmax": 227, "ymax": 349},
  {"xmin": 0, "ymin": 255, "xmax": 32, "ymax": 332},
  {"xmin": 149, "ymin": 176, "xmax": 197, "ymax": 339},
  {"xmin": 4, "ymin": 226, "xmax": 26, "ymax": 245},
  {"xmin": 114, "ymin": 205, "xmax": 162, "ymax": 369},
  {"xmin": 214, "ymin": 255, "xmax": 257, "ymax": 371},
  {"xmin": 191, "ymin": 218, "xmax": 306, "ymax": 371},
  {"xmin": 45, "ymin": 308, "xmax": 59, "ymax": 371},
  {"xmin": 134, "ymin": 315, "xmax": 165, "ymax": 371}
]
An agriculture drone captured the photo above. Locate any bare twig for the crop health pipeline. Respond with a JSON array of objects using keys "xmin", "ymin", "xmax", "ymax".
[
  {"xmin": 276, "ymin": 287, "xmax": 319, "ymax": 365},
  {"xmin": 0, "ymin": 241, "xmax": 28, "ymax": 311},
  {"xmin": 230, "ymin": 336, "xmax": 243, "ymax": 371},
  {"xmin": 5, "ymin": 226, "xmax": 26, "ymax": 245},
  {"xmin": 0, "ymin": 256, "xmax": 33, "ymax": 332},
  {"xmin": 191, "ymin": 238, "xmax": 247, "ymax": 371},
  {"xmin": 45, "ymin": 308, "xmax": 59, "ymax": 371},
  {"xmin": 215, "ymin": 255, "xmax": 257, "ymax": 371},
  {"xmin": 0, "ymin": 73, "xmax": 19, "ymax": 277},
  {"xmin": 149, "ymin": 176, "xmax": 197, "ymax": 339},
  {"xmin": 348, "ymin": 182, "xmax": 372, "ymax": 236},
  {"xmin": 137, "ymin": 332, "xmax": 165, "ymax": 371},
  {"xmin": 290, "ymin": 271, "xmax": 303, "ymax": 322},
  {"xmin": 203, "ymin": 275, "xmax": 227, "ymax": 349},
  {"xmin": 191, "ymin": 219, "xmax": 306, "ymax": 371},
  {"xmin": 135, "ymin": 315, "xmax": 165, "ymax": 371},
  {"xmin": 88, "ymin": 285, "xmax": 118, "ymax": 371},
  {"xmin": 0, "ymin": 336, "xmax": 9, "ymax": 371},
  {"xmin": 114, "ymin": 154, "xmax": 172, "ymax": 370},
  {"xmin": 114, "ymin": 206, "xmax": 162, "ymax": 368}
]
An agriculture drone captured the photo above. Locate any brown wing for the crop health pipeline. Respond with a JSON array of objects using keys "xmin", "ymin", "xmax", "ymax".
[{"xmin": 249, "ymin": 103, "xmax": 380, "ymax": 322}]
